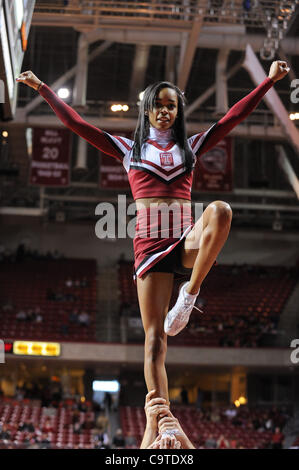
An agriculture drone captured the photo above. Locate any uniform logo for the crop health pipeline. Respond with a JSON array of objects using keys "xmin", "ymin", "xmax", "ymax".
[{"xmin": 160, "ymin": 152, "xmax": 174, "ymax": 167}]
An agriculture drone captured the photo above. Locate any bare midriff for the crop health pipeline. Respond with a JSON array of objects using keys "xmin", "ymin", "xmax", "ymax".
[{"xmin": 135, "ymin": 197, "xmax": 191, "ymax": 210}]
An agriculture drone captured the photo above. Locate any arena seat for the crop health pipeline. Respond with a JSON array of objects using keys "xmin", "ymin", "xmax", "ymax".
[
  {"xmin": 0, "ymin": 398, "xmax": 96, "ymax": 448},
  {"xmin": 119, "ymin": 403, "xmax": 287, "ymax": 449},
  {"xmin": 118, "ymin": 261, "xmax": 298, "ymax": 347},
  {"xmin": 0, "ymin": 259, "xmax": 97, "ymax": 342}
]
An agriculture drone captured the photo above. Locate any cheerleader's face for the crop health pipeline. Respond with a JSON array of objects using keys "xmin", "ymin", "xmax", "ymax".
[{"xmin": 148, "ymin": 87, "xmax": 178, "ymax": 130}]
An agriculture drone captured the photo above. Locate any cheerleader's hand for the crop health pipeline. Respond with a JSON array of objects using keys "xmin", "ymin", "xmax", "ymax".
[
  {"xmin": 268, "ymin": 61, "xmax": 290, "ymax": 83},
  {"xmin": 16, "ymin": 71, "xmax": 43, "ymax": 91}
]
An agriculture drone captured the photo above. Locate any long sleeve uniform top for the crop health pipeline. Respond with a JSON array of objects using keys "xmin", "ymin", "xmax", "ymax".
[{"xmin": 39, "ymin": 78, "xmax": 274, "ymax": 200}]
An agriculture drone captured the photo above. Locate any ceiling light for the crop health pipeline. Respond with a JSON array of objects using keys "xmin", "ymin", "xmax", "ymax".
[
  {"xmin": 58, "ymin": 88, "xmax": 70, "ymax": 99},
  {"xmin": 111, "ymin": 104, "xmax": 129, "ymax": 112}
]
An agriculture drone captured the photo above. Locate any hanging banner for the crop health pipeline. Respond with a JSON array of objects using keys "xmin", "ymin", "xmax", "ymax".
[
  {"xmin": 99, "ymin": 131, "xmax": 131, "ymax": 189},
  {"xmin": 193, "ymin": 137, "xmax": 233, "ymax": 192},
  {"xmin": 30, "ymin": 128, "xmax": 71, "ymax": 187}
]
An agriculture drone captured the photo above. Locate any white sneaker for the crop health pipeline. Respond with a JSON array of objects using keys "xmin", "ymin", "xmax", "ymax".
[{"xmin": 164, "ymin": 282, "xmax": 202, "ymax": 336}]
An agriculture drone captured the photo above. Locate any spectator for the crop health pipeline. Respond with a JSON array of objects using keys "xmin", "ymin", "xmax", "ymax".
[
  {"xmin": 23, "ymin": 432, "xmax": 36, "ymax": 446},
  {"xmin": 35, "ymin": 432, "xmax": 51, "ymax": 448},
  {"xmin": 264, "ymin": 416, "xmax": 273, "ymax": 431},
  {"xmin": 72, "ymin": 408, "xmax": 80, "ymax": 425},
  {"xmin": 65, "ymin": 277, "xmax": 73, "ymax": 287},
  {"xmin": 96, "ymin": 410, "xmax": 109, "ymax": 433},
  {"xmin": 42, "ymin": 417, "xmax": 54, "ymax": 433},
  {"xmin": 271, "ymin": 427, "xmax": 284, "ymax": 449},
  {"xmin": 217, "ymin": 434, "xmax": 230, "ymax": 449},
  {"xmin": 16, "ymin": 310, "xmax": 27, "ymax": 321},
  {"xmin": 19, "ymin": 420, "xmax": 35, "ymax": 433},
  {"xmin": 205, "ymin": 434, "xmax": 217, "ymax": 449},
  {"xmin": 113, "ymin": 428, "xmax": 126, "ymax": 448},
  {"xmin": 93, "ymin": 429, "xmax": 110, "ymax": 449},
  {"xmin": 35, "ymin": 312, "xmax": 43, "ymax": 323},
  {"xmin": 69, "ymin": 309, "xmax": 79, "ymax": 324},
  {"xmin": 73, "ymin": 421, "xmax": 82, "ymax": 434},
  {"xmin": 229, "ymin": 436, "xmax": 238, "ymax": 449},
  {"xmin": 224, "ymin": 405, "xmax": 237, "ymax": 420},
  {"xmin": 0, "ymin": 424, "xmax": 11, "ymax": 441},
  {"xmin": 78, "ymin": 311, "xmax": 90, "ymax": 326}
]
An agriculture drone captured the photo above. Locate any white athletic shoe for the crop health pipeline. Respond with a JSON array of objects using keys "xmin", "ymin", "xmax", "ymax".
[{"xmin": 164, "ymin": 282, "xmax": 203, "ymax": 336}]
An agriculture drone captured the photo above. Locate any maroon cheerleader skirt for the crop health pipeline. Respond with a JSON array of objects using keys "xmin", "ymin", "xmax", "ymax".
[{"xmin": 133, "ymin": 204, "xmax": 194, "ymax": 280}]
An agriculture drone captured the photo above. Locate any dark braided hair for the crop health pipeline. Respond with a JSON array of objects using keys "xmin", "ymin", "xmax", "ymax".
[{"xmin": 132, "ymin": 81, "xmax": 194, "ymax": 173}]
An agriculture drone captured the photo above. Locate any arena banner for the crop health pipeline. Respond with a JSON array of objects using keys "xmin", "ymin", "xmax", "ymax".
[
  {"xmin": 30, "ymin": 128, "xmax": 71, "ymax": 187},
  {"xmin": 99, "ymin": 131, "xmax": 131, "ymax": 189},
  {"xmin": 193, "ymin": 137, "xmax": 233, "ymax": 192}
]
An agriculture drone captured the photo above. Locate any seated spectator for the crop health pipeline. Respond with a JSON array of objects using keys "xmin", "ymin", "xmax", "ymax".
[
  {"xmin": 0, "ymin": 424, "xmax": 11, "ymax": 441},
  {"xmin": 216, "ymin": 434, "xmax": 230, "ymax": 449},
  {"xmin": 26, "ymin": 309, "xmax": 36, "ymax": 322},
  {"xmin": 96, "ymin": 410, "xmax": 109, "ymax": 433},
  {"xmin": 92, "ymin": 429, "xmax": 110, "ymax": 449},
  {"xmin": 18, "ymin": 419, "xmax": 35, "ymax": 433},
  {"xmin": 73, "ymin": 422, "xmax": 82, "ymax": 434},
  {"xmin": 78, "ymin": 400, "xmax": 88, "ymax": 413},
  {"xmin": 224, "ymin": 405, "xmax": 237, "ymax": 420},
  {"xmin": 271, "ymin": 427, "xmax": 284, "ymax": 449},
  {"xmin": 229, "ymin": 436, "xmax": 238, "ymax": 449},
  {"xmin": 113, "ymin": 428, "xmax": 126, "ymax": 449},
  {"xmin": 42, "ymin": 417, "xmax": 54, "ymax": 433},
  {"xmin": 78, "ymin": 311, "xmax": 90, "ymax": 327},
  {"xmin": 69, "ymin": 309, "xmax": 79, "ymax": 324},
  {"xmin": 82, "ymin": 417, "xmax": 95, "ymax": 430},
  {"xmin": 23, "ymin": 432, "xmax": 36, "ymax": 446},
  {"xmin": 16, "ymin": 310, "xmax": 27, "ymax": 321},
  {"xmin": 35, "ymin": 432, "xmax": 51, "ymax": 448},
  {"xmin": 35, "ymin": 312, "xmax": 43, "ymax": 323},
  {"xmin": 205, "ymin": 434, "xmax": 217, "ymax": 449},
  {"xmin": 65, "ymin": 277, "xmax": 73, "ymax": 287},
  {"xmin": 72, "ymin": 409, "xmax": 80, "ymax": 424}
]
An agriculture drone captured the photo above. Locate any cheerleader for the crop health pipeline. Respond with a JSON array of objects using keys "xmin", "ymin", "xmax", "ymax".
[{"xmin": 17, "ymin": 60, "xmax": 289, "ymax": 405}]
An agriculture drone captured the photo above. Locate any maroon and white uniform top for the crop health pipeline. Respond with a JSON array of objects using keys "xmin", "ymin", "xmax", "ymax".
[{"xmin": 39, "ymin": 77, "xmax": 273, "ymax": 201}]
